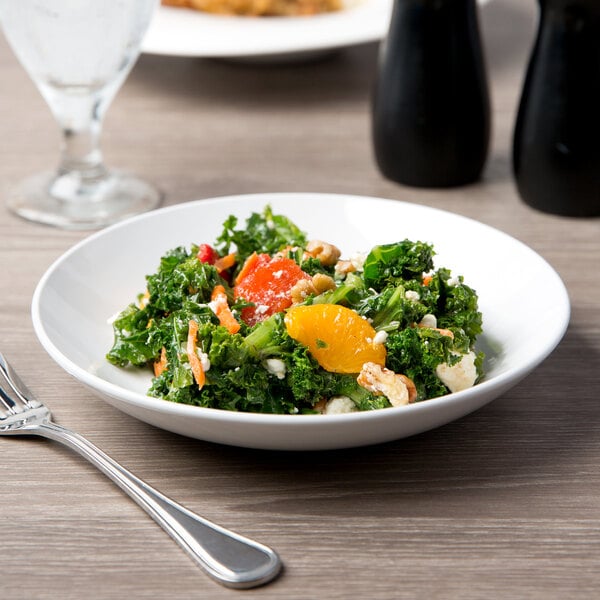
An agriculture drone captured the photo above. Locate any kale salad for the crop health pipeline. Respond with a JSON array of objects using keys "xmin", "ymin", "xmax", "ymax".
[{"xmin": 106, "ymin": 206, "xmax": 484, "ymax": 415}]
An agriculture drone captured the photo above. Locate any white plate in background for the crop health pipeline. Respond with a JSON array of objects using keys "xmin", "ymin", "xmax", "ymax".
[
  {"xmin": 141, "ymin": 0, "xmax": 491, "ymax": 59},
  {"xmin": 142, "ymin": 0, "xmax": 391, "ymax": 58}
]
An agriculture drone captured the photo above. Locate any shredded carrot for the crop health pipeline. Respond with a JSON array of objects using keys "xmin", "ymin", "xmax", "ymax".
[
  {"xmin": 422, "ymin": 275, "xmax": 433, "ymax": 286},
  {"xmin": 234, "ymin": 252, "xmax": 259, "ymax": 284},
  {"xmin": 211, "ymin": 285, "xmax": 241, "ymax": 334},
  {"xmin": 187, "ymin": 319, "xmax": 205, "ymax": 389},
  {"xmin": 214, "ymin": 252, "xmax": 236, "ymax": 274},
  {"xmin": 153, "ymin": 347, "xmax": 168, "ymax": 377}
]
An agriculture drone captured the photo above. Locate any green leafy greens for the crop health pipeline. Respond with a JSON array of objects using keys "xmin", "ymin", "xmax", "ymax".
[{"xmin": 107, "ymin": 206, "xmax": 484, "ymax": 415}]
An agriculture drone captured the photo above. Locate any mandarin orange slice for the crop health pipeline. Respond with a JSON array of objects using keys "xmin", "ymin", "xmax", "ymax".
[{"xmin": 284, "ymin": 304, "xmax": 387, "ymax": 373}]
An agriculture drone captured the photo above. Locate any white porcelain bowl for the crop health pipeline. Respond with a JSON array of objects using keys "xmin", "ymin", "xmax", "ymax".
[{"xmin": 32, "ymin": 193, "xmax": 570, "ymax": 450}]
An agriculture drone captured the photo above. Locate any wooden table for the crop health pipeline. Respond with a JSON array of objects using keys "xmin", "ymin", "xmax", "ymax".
[{"xmin": 1, "ymin": 2, "xmax": 599, "ymax": 598}]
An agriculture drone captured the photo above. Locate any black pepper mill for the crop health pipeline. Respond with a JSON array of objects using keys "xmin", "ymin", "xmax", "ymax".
[
  {"xmin": 513, "ymin": 0, "xmax": 600, "ymax": 217},
  {"xmin": 372, "ymin": 0, "xmax": 490, "ymax": 188}
]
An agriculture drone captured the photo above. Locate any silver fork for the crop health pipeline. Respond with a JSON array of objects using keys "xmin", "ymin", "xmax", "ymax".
[{"xmin": 0, "ymin": 352, "xmax": 282, "ymax": 589}]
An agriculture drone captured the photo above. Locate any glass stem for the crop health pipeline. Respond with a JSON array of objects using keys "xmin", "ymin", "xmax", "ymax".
[{"xmin": 53, "ymin": 93, "xmax": 108, "ymax": 181}]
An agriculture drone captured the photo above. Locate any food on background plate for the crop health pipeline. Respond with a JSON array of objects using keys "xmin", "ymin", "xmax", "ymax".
[
  {"xmin": 161, "ymin": 0, "xmax": 341, "ymax": 16},
  {"xmin": 107, "ymin": 206, "xmax": 484, "ymax": 415}
]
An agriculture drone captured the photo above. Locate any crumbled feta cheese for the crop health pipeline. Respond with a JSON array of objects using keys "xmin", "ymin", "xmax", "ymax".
[
  {"xmin": 405, "ymin": 290, "xmax": 420, "ymax": 302},
  {"xmin": 197, "ymin": 349, "xmax": 211, "ymax": 372},
  {"xmin": 435, "ymin": 351, "xmax": 477, "ymax": 393},
  {"xmin": 255, "ymin": 304, "xmax": 269, "ymax": 315},
  {"xmin": 264, "ymin": 358, "xmax": 286, "ymax": 380},
  {"xmin": 447, "ymin": 276, "xmax": 460, "ymax": 287},
  {"xmin": 272, "ymin": 270, "xmax": 284, "ymax": 279},
  {"xmin": 323, "ymin": 396, "xmax": 357, "ymax": 415},
  {"xmin": 419, "ymin": 313, "xmax": 437, "ymax": 328},
  {"xmin": 373, "ymin": 330, "xmax": 388, "ymax": 345}
]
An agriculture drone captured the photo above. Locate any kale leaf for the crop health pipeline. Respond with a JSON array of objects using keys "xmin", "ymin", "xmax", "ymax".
[
  {"xmin": 146, "ymin": 250, "xmax": 222, "ymax": 313},
  {"xmin": 363, "ymin": 240, "xmax": 435, "ymax": 290},
  {"xmin": 384, "ymin": 327, "xmax": 456, "ymax": 400},
  {"xmin": 215, "ymin": 205, "xmax": 307, "ymax": 268},
  {"xmin": 106, "ymin": 304, "xmax": 160, "ymax": 367}
]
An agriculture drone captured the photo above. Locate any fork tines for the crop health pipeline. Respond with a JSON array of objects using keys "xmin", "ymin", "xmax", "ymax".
[{"xmin": 0, "ymin": 353, "xmax": 40, "ymax": 419}]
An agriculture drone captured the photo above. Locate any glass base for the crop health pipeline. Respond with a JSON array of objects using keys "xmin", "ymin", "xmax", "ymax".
[{"xmin": 6, "ymin": 170, "xmax": 163, "ymax": 230}]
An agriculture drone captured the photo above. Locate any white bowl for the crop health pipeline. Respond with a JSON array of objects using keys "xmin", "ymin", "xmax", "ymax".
[{"xmin": 32, "ymin": 193, "xmax": 570, "ymax": 450}]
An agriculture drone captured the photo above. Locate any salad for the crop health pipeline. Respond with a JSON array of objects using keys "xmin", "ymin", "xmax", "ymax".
[{"xmin": 106, "ymin": 206, "xmax": 484, "ymax": 415}]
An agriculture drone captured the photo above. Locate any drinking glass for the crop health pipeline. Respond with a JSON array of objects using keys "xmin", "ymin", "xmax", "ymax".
[{"xmin": 0, "ymin": 0, "xmax": 162, "ymax": 229}]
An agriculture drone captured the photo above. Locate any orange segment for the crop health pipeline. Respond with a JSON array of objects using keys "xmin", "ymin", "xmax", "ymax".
[{"xmin": 284, "ymin": 304, "xmax": 387, "ymax": 373}]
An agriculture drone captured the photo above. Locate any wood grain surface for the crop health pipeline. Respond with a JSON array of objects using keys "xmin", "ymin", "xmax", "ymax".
[{"xmin": 1, "ymin": 1, "xmax": 599, "ymax": 599}]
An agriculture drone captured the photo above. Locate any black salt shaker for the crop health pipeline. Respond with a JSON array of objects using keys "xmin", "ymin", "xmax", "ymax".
[
  {"xmin": 372, "ymin": 0, "xmax": 490, "ymax": 188},
  {"xmin": 513, "ymin": 0, "xmax": 600, "ymax": 217}
]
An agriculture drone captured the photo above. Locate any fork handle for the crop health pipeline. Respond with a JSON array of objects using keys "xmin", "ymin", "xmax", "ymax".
[{"xmin": 33, "ymin": 421, "xmax": 282, "ymax": 589}]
